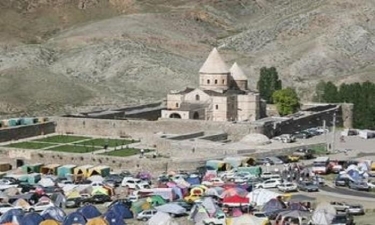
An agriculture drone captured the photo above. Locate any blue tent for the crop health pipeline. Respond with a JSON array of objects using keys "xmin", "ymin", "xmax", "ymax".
[
  {"xmin": 172, "ymin": 186, "xmax": 183, "ymax": 199},
  {"xmin": 347, "ymin": 169, "xmax": 361, "ymax": 181},
  {"xmin": 63, "ymin": 212, "xmax": 86, "ymax": 225},
  {"xmin": 109, "ymin": 202, "xmax": 133, "ymax": 219},
  {"xmin": 186, "ymin": 177, "xmax": 200, "ymax": 185},
  {"xmin": 41, "ymin": 206, "xmax": 66, "ymax": 222},
  {"xmin": 103, "ymin": 209, "xmax": 126, "ymax": 225},
  {"xmin": 0, "ymin": 208, "xmax": 24, "ymax": 224},
  {"xmin": 77, "ymin": 205, "xmax": 102, "ymax": 220},
  {"xmin": 262, "ymin": 199, "xmax": 286, "ymax": 214},
  {"xmin": 19, "ymin": 212, "xmax": 44, "ymax": 225}
]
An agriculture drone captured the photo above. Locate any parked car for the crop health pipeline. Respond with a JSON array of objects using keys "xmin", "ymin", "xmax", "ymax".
[
  {"xmin": 335, "ymin": 177, "xmax": 350, "ymax": 187},
  {"xmin": 294, "ymin": 131, "xmax": 312, "ymax": 139},
  {"xmin": 331, "ymin": 214, "xmax": 354, "ymax": 225},
  {"xmin": 293, "ymin": 148, "xmax": 314, "ymax": 160},
  {"xmin": 121, "ymin": 177, "xmax": 149, "ymax": 189},
  {"xmin": 26, "ymin": 201, "xmax": 55, "ymax": 212},
  {"xmin": 255, "ymin": 179, "xmax": 282, "ymax": 189},
  {"xmin": 272, "ymin": 134, "xmax": 296, "ymax": 143},
  {"xmin": 89, "ymin": 194, "xmax": 112, "ymax": 204},
  {"xmin": 276, "ymin": 155, "xmax": 290, "ymax": 163},
  {"xmin": 330, "ymin": 202, "xmax": 351, "ymax": 212},
  {"xmin": 265, "ymin": 157, "xmax": 284, "ymax": 165},
  {"xmin": 367, "ymin": 181, "xmax": 375, "ymax": 189},
  {"xmin": 347, "ymin": 204, "xmax": 365, "ymax": 215},
  {"xmin": 0, "ymin": 203, "xmax": 21, "ymax": 215},
  {"xmin": 137, "ymin": 209, "xmax": 157, "ymax": 221},
  {"xmin": 106, "ymin": 199, "xmax": 132, "ymax": 209},
  {"xmin": 253, "ymin": 211, "xmax": 268, "ymax": 220},
  {"xmin": 260, "ymin": 172, "xmax": 274, "ymax": 180},
  {"xmin": 256, "ymin": 158, "xmax": 273, "ymax": 166},
  {"xmin": 297, "ymin": 181, "xmax": 319, "ymax": 192},
  {"xmin": 278, "ymin": 182, "xmax": 298, "ymax": 193},
  {"xmin": 104, "ymin": 174, "xmax": 124, "ymax": 187},
  {"xmin": 348, "ymin": 181, "xmax": 369, "ymax": 191}
]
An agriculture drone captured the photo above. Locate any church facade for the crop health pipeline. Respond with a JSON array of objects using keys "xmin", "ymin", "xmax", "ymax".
[{"xmin": 161, "ymin": 48, "xmax": 264, "ymax": 122}]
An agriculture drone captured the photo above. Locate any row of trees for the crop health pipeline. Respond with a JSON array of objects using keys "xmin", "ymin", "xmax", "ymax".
[
  {"xmin": 314, "ymin": 81, "xmax": 375, "ymax": 129},
  {"xmin": 257, "ymin": 67, "xmax": 300, "ymax": 116}
]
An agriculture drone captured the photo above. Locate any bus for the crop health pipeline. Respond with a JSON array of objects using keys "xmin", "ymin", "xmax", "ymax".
[{"xmin": 312, "ymin": 157, "xmax": 331, "ymax": 174}]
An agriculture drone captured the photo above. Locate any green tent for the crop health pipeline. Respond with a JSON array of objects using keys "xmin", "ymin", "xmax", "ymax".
[
  {"xmin": 147, "ymin": 195, "xmax": 166, "ymax": 206},
  {"xmin": 235, "ymin": 166, "xmax": 261, "ymax": 176},
  {"xmin": 131, "ymin": 198, "xmax": 152, "ymax": 214}
]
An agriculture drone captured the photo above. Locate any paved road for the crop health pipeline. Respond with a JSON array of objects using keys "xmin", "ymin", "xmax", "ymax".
[{"xmin": 321, "ymin": 186, "xmax": 375, "ymax": 199}]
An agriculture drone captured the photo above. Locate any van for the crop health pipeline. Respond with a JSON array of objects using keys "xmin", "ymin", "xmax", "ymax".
[{"xmin": 312, "ymin": 157, "xmax": 331, "ymax": 174}]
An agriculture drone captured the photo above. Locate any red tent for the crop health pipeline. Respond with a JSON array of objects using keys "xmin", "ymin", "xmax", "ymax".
[{"xmin": 222, "ymin": 194, "xmax": 250, "ymax": 206}]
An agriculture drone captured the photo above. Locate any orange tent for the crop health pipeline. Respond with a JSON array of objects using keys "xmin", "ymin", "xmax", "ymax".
[
  {"xmin": 85, "ymin": 218, "xmax": 108, "ymax": 225},
  {"xmin": 39, "ymin": 220, "xmax": 60, "ymax": 225}
]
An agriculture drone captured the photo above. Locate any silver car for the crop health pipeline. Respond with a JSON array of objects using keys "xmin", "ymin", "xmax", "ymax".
[{"xmin": 137, "ymin": 209, "xmax": 157, "ymax": 221}]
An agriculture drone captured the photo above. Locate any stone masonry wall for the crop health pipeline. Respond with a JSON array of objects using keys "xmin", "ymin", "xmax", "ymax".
[{"xmin": 0, "ymin": 122, "xmax": 56, "ymax": 142}]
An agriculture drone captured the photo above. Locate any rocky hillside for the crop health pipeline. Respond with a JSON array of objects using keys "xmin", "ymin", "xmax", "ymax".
[{"xmin": 1, "ymin": 0, "xmax": 375, "ymax": 117}]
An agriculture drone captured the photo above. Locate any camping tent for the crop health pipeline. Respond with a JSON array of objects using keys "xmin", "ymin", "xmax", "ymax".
[
  {"xmin": 155, "ymin": 203, "xmax": 186, "ymax": 215},
  {"xmin": 41, "ymin": 207, "xmax": 66, "ymax": 222},
  {"xmin": 103, "ymin": 209, "xmax": 126, "ymax": 225},
  {"xmin": 50, "ymin": 193, "xmax": 66, "ymax": 208},
  {"xmin": 275, "ymin": 210, "xmax": 312, "ymax": 225},
  {"xmin": 12, "ymin": 198, "xmax": 31, "ymax": 209},
  {"xmin": 85, "ymin": 217, "xmax": 108, "ymax": 225},
  {"xmin": 146, "ymin": 195, "xmax": 166, "ymax": 206},
  {"xmin": 235, "ymin": 166, "xmax": 261, "ymax": 177},
  {"xmin": 206, "ymin": 160, "xmax": 231, "ymax": 171},
  {"xmin": 248, "ymin": 189, "xmax": 282, "ymax": 206},
  {"xmin": 186, "ymin": 177, "xmax": 200, "ymax": 186},
  {"xmin": 39, "ymin": 219, "xmax": 60, "ymax": 225},
  {"xmin": 148, "ymin": 212, "xmax": 179, "ymax": 225},
  {"xmin": 312, "ymin": 209, "xmax": 335, "ymax": 225},
  {"xmin": 220, "ymin": 188, "xmax": 248, "ymax": 198},
  {"xmin": 262, "ymin": 199, "xmax": 286, "ymax": 214},
  {"xmin": 73, "ymin": 165, "xmax": 93, "ymax": 178},
  {"xmin": 19, "ymin": 212, "xmax": 44, "ymax": 225},
  {"xmin": 222, "ymin": 195, "xmax": 250, "ymax": 206},
  {"xmin": 62, "ymin": 212, "xmax": 86, "ymax": 225},
  {"xmin": 108, "ymin": 203, "xmax": 133, "ymax": 219},
  {"xmin": 201, "ymin": 197, "xmax": 218, "ymax": 216},
  {"xmin": 131, "ymin": 199, "xmax": 152, "ymax": 214},
  {"xmin": 40, "ymin": 164, "xmax": 61, "ymax": 175},
  {"xmin": 229, "ymin": 214, "xmax": 268, "ymax": 225},
  {"xmin": 87, "ymin": 166, "xmax": 110, "ymax": 178},
  {"xmin": 76, "ymin": 205, "xmax": 101, "ymax": 220},
  {"xmin": 38, "ymin": 178, "xmax": 55, "ymax": 187},
  {"xmin": 188, "ymin": 205, "xmax": 209, "ymax": 224},
  {"xmin": 22, "ymin": 163, "xmax": 44, "ymax": 174},
  {"xmin": 0, "ymin": 209, "xmax": 24, "ymax": 224},
  {"xmin": 57, "ymin": 165, "xmax": 76, "ymax": 178}
]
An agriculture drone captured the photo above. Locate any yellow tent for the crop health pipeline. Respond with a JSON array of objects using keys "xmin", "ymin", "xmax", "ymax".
[
  {"xmin": 39, "ymin": 220, "xmax": 60, "ymax": 225},
  {"xmin": 74, "ymin": 165, "xmax": 94, "ymax": 178},
  {"xmin": 12, "ymin": 198, "xmax": 30, "ymax": 209},
  {"xmin": 92, "ymin": 187, "xmax": 108, "ymax": 196},
  {"xmin": 67, "ymin": 191, "xmax": 81, "ymax": 199},
  {"xmin": 40, "ymin": 164, "xmax": 61, "ymax": 175},
  {"xmin": 86, "ymin": 217, "xmax": 109, "ymax": 225}
]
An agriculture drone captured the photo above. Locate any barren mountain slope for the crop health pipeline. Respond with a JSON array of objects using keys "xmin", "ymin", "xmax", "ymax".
[{"xmin": 1, "ymin": 0, "xmax": 375, "ymax": 116}]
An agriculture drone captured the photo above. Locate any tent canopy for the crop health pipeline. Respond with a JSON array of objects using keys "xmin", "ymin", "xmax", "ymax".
[
  {"xmin": 41, "ymin": 206, "xmax": 66, "ymax": 222},
  {"xmin": 109, "ymin": 202, "xmax": 133, "ymax": 219},
  {"xmin": 103, "ymin": 209, "xmax": 126, "ymax": 225},
  {"xmin": 287, "ymin": 194, "xmax": 316, "ymax": 202},
  {"xmin": 39, "ymin": 219, "xmax": 60, "ymax": 225},
  {"xmin": 62, "ymin": 212, "xmax": 86, "ymax": 225},
  {"xmin": 86, "ymin": 217, "xmax": 109, "ymax": 225},
  {"xmin": 248, "ymin": 189, "xmax": 281, "ymax": 206},
  {"xmin": 148, "ymin": 211, "xmax": 179, "ymax": 225},
  {"xmin": 155, "ymin": 203, "xmax": 186, "ymax": 215},
  {"xmin": 19, "ymin": 212, "xmax": 44, "ymax": 225},
  {"xmin": 76, "ymin": 205, "xmax": 101, "ymax": 220}
]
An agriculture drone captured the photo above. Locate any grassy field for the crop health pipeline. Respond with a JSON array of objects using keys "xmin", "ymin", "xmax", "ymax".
[
  {"xmin": 100, "ymin": 148, "xmax": 153, "ymax": 157},
  {"xmin": 79, "ymin": 138, "xmax": 137, "ymax": 148},
  {"xmin": 32, "ymin": 135, "xmax": 91, "ymax": 143},
  {"xmin": 48, "ymin": 144, "xmax": 101, "ymax": 153},
  {"xmin": 5, "ymin": 141, "xmax": 57, "ymax": 149}
]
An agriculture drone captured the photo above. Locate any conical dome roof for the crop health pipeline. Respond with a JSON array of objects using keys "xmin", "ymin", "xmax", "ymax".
[
  {"xmin": 199, "ymin": 48, "xmax": 229, "ymax": 74},
  {"xmin": 230, "ymin": 62, "xmax": 247, "ymax": 80}
]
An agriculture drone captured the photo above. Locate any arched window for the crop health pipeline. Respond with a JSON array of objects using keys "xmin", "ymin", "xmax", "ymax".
[
  {"xmin": 215, "ymin": 105, "xmax": 219, "ymax": 110},
  {"xmin": 222, "ymin": 79, "xmax": 225, "ymax": 84},
  {"xmin": 195, "ymin": 95, "xmax": 200, "ymax": 101},
  {"xmin": 215, "ymin": 79, "xmax": 218, "ymax": 84},
  {"xmin": 176, "ymin": 103, "xmax": 179, "ymax": 108},
  {"xmin": 207, "ymin": 79, "xmax": 210, "ymax": 84}
]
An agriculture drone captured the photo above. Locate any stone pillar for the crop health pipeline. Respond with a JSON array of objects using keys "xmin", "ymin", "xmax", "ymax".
[{"xmin": 341, "ymin": 103, "xmax": 354, "ymax": 128}]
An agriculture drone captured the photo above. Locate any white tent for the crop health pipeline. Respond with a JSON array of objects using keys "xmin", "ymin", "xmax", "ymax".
[
  {"xmin": 38, "ymin": 178, "xmax": 55, "ymax": 187},
  {"xmin": 314, "ymin": 202, "xmax": 336, "ymax": 215},
  {"xmin": 230, "ymin": 214, "xmax": 267, "ymax": 225},
  {"xmin": 201, "ymin": 197, "xmax": 217, "ymax": 215},
  {"xmin": 88, "ymin": 175, "xmax": 104, "ymax": 182},
  {"xmin": 247, "ymin": 189, "xmax": 281, "ymax": 206},
  {"xmin": 312, "ymin": 209, "xmax": 335, "ymax": 225},
  {"xmin": 155, "ymin": 203, "xmax": 186, "ymax": 215},
  {"xmin": 148, "ymin": 211, "xmax": 179, "ymax": 225}
]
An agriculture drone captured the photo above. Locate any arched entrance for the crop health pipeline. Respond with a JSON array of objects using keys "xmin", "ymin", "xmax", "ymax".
[
  {"xmin": 193, "ymin": 112, "xmax": 199, "ymax": 120},
  {"xmin": 169, "ymin": 113, "xmax": 182, "ymax": 119}
]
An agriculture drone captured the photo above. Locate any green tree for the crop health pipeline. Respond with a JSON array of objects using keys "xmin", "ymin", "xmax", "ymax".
[
  {"xmin": 313, "ymin": 80, "xmax": 326, "ymax": 102},
  {"xmin": 321, "ymin": 81, "xmax": 339, "ymax": 103},
  {"xmin": 272, "ymin": 88, "xmax": 300, "ymax": 116},
  {"xmin": 257, "ymin": 67, "xmax": 282, "ymax": 103}
]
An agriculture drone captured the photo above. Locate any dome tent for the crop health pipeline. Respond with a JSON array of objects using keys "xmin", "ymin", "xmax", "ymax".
[
  {"xmin": 76, "ymin": 205, "xmax": 101, "ymax": 220},
  {"xmin": 41, "ymin": 206, "xmax": 66, "ymax": 222},
  {"xmin": 103, "ymin": 210, "xmax": 126, "ymax": 225},
  {"xmin": 0, "ymin": 208, "xmax": 24, "ymax": 224},
  {"xmin": 19, "ymin": 212, "xmax": 44, "ymax": 225},
  {"xmin": 62, "ymin": 212, "xmax": 86, "ymax": 225},
  {"xmin": 39, "ymin": 219, "xmax": 60, "ymax": 225},
  {"xmin": 85, "ymin": 217, "xmax": 108, "ymax": 225},
  {"xmin": 108, "ymin": 202, "xmax": 133, "ymax": 219}
]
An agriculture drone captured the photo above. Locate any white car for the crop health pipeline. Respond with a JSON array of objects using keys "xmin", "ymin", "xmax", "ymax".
[
  {"xmin": 57, "ymin": 180, "xmax": 73, "ymax": 188},
  {"xmin": 0, "ymin": 203, "xmax": 21, "ymax": 214},
  {"xmin": 121, "ymin": 177, "xmax": 149, "ymax": 189},
  {"xmin": 278, "ymin": 182, "xmax": 298, "ymax": 192},
  {"xmin": 255, "ymin": 179, "xmax": 282, "ymax": 189},
  {"xmin": 367, "ymin": 181, "xmax": 375, "ymax": 189},
  {"xmin": 260, "ymin": 172, "xmax": 273, "ymax": 179},
  {"xmin": 137, "ymin": 209, "xmax": 157, "ymax": 221},
  {"xmin": 26, "ymin": 201, "xmax": 55, "ymax": 212},
  {"xmin": 219, "ymin": 171, "xmax": 236, "ymax": 180}
]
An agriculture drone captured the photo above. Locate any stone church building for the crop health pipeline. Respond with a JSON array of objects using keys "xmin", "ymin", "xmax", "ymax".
[{"xmin": 161, "ymin": 48, "xmax": 265, "ymax": 122}]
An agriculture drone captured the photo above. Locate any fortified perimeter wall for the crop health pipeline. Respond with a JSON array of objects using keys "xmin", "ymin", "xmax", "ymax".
[
  {"xmin": 0, "ymin": 122, "xmax": 55, "ymax": 142},
  {"xmin": 54, "ymin": 117, "xmax": 264, "ymax": 142}
]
